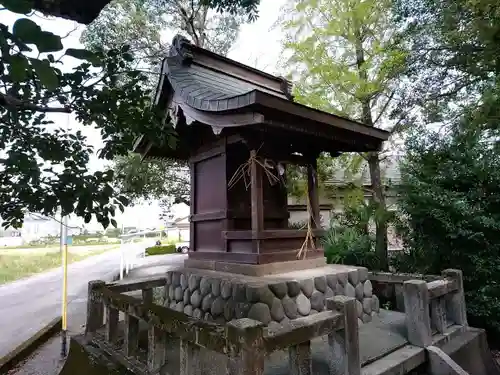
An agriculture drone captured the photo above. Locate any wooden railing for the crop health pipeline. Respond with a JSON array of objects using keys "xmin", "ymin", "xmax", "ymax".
[
  {"xmin": 402, "ymin": 269, "xmax": 468, "ymax": 347},
  {"xmin": 85, "ymin": 277, "xmax": 362, "ymax": 375}
]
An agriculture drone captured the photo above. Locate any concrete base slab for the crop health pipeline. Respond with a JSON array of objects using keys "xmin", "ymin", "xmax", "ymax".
[{"xmin": 184, "ymin": 257, "xmax": 327, "ymax": 276}]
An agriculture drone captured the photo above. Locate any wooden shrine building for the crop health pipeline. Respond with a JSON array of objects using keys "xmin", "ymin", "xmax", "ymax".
[{"xmin": 134, "ymin": 35, "xmax": 390, "ymax": 272}]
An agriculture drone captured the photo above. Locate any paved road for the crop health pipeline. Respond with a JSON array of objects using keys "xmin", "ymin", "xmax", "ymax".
[
  {"xmin": 5, "ymin": 253, "xmax": 187, "ymax": 375},
  {"xmin": 0, "ymin": 249, "xmax": 124, "ymax": 359}
]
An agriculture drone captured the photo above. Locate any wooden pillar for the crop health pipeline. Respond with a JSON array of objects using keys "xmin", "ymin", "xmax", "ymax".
[
  {"xmin": 189, "ymin": 161, "xmax": 196, "ymax": 253},
  {"xmin": 306, "ymin": 158, "xmax": 320, "ymax": 229},
  {"xmin": 250, "ymin": 149, "xmax": 264, "ymax": 232}
]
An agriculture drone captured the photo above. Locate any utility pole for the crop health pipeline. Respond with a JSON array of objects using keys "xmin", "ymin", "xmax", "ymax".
[{"xmin": 60, "ymin": 215, "xmax": 69, "ymax": 357}]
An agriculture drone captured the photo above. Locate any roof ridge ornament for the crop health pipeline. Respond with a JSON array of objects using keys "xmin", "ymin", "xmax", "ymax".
[
  {"xmin": 169, "ymin": 34, "xmax": 193, "ymax": 66},
  {"xmin": 278, "ymin": 76, "xmax": 294, "ymax": 101}
]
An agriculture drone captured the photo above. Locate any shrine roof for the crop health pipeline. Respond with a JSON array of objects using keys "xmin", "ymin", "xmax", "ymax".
[{"xmin": 134, "ymin": 35, "xmax": 390, "ymax": 159}]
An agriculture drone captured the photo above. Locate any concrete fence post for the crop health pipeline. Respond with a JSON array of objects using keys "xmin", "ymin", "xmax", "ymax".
[
  {"xmin": 442, "ymin": 269, "xmax": 468, "ymax": 327},
  {"xmin": 326, "ymin": 296, "xmax": 360, "ymax": 375},
  {"xmin": 225, "ymin": 318, "xmax": 265, "ymax": 375},
  {"xmin": 85, "ymin": 280, "xmax": 105, "ymax": 335},
  {"xmin": 403, "ymin": 280, "xmax": 431, "ymax": 347}
]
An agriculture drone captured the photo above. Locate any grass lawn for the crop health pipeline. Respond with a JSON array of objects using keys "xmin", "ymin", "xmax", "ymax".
[{"xmin": 0, "ymin": 248, "xmax": 111, "ymax": 284}]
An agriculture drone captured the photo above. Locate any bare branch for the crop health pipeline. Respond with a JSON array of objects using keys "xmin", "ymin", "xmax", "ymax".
[
  {"xmin": 373, "ymin": 90, "xmax": 395, "ymax": 125},
  {"xmin": 0, "ymin": 92, "xmax": 71, "ymax": 113}
]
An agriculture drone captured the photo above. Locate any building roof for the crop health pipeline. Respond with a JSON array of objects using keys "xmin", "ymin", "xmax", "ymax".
[
  {"xmin": 134, "ymin": 35, "xmax": 390, "ymax": 160},
  {"xmin": 328, "ymin": 154, "xmax": 402, "ymax": 187}
]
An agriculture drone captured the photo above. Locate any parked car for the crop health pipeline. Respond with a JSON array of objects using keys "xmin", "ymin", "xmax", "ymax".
[{"xmin": 176, "ymin": 241, "xmax": 189, "ymax": 253}]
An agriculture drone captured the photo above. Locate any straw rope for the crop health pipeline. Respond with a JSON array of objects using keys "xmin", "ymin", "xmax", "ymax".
[
  {"xmin": 227, "ymin": 147, "xmax": 283, "ymax": 191},
  {"xmin": 296, "ymin": 191, "xmax": 319, "ymax": 260}
]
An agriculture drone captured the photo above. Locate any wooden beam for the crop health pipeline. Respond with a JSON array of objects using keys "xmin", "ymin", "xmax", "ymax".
[
  {"xmin": 306, "ymin": 159, "xmax": 320, "ymax": 229},
  {"xmin": 250, "ymin": 150, "xmax": 264, "ymax": 233}
]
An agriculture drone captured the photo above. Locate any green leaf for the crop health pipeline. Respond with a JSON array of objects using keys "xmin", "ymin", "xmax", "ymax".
[
  {"xmin": 35, "ymin": 31, "xmax": 63, "ymax": 53},
  {"xmin": 66, "ymin": 48, "xmax": 97, "ymax": 61},
  {"xmin": 31, "ymin": 59, "xmax": 59, "ymax": 90},
  {"xmin": 111, "ymin": 219, "xmax": 117, "ymax": 228},
  {"xmin": 2, "ymin": 0, "xmax": 32, "ymax": 14},
  {"xmin": 84, "ymin": 213, "xmax": 92, "ymax": 223},
  {"xmin": 117, "ymin": 196, "xmax": 129, "ymax": 206},
  {"xmin": 8, "ymin": 55, "xmax": 30, "ymax": 82},
  {"xmin": 12, "ymin": 18, "xmax": 40, "ymax": 43}
]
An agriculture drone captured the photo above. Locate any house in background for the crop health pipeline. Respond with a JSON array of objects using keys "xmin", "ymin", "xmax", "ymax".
[
  {"xmin": 0, "ymin": 213, "xmax": 80, "ymax": 246},
  {"xmin": 164, "ymin": 215, "xmax": 190, "ymax": 242},
  {"xmin": 288, "ymin": 155, "xmax": 403, "ymax": 250}
]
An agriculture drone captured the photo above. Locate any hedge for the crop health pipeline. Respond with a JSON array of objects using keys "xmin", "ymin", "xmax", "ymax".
[{"xmin": 145, "ymin": 244, "xmax": 176, "ymax": 256}]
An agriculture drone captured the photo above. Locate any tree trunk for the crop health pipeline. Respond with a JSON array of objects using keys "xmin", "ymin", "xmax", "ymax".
[
  {"xmin": 354, "ymin": 26, "xmax": 389, "ymax": 270},
  {"xmin": 368, "ymin": 152, "xmax": 388, "ymax": 270}
]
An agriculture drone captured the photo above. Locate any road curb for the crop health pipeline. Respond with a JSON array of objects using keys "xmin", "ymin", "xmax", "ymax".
[{"xmin": 0, "ymin": 316, "xmax": 62, "ymax": 373}]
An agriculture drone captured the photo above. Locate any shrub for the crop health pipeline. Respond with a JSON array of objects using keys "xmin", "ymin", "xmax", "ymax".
[
  {"xmin": 323, "ymin": 225, "xmax": 380, "ymax": 269},
  {"xmin": 396, "ymin": 126, "xmax": 500, "ymax": 335},
  {"xmin": 145, "ymin": 244, "xmax": 176, "ymax": 256}
]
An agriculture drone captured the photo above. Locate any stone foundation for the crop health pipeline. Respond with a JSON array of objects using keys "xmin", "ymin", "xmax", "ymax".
[{"xmin": 161, "ymin": 265, "xmax": 380, "ymax": 326}]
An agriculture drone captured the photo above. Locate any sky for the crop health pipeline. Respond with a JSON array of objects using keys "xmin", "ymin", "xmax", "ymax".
[{"xmin": 2, "ymin": 1, "xmax": 287, "ymax": 231}]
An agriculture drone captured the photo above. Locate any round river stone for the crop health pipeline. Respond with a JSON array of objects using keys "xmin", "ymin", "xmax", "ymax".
[
  {"xmin": 184, "ymin": 305, "xmax": 193, "ymax": 316},
  {"xmin": 363, "ymin": 280, "xmax": 373, "ymax": 297},
  {"xmin": 269, "ymin": 282, "xmax": 287, "ymax": 299},
  {"xmin": 200, "ymin": 277, "xmax": 211, "ymax": 296},
  {"xmin": 355, "ymin": 283, "xmax": 364, "ymax": 300},
  {"xmin": 248, "ymin": 302, "xmax": 271, "ymax": 325},
  {"xmin": 310, "ymin": 291, "xmax": 325, "ymax": 312},
  {"xmin": 326, "ymin": 274, "xmax": 337, "ymax": 289},
  {"xmin": 211, "ymin": 278, "xmax": 221, "ymax": 297},
  {"xmin": 270, "ymin": 298, "xmax": 285, "ymax": 322},
  {"xmin": 174, "ymin": 286, "xmax": 183, "ymax": 301},
  {"xmin": 221, "ymin": 280, "xmax": 232, "ymax": 299},
  {"xmin": 180, "ymin": 274, "xmax": 188, "ymax": 290},
  {"xmin": 201, "ymin": 294, "xmax": 214, "ymax": 312},
  {"xmin": 190, "ymin": 290, "xmax": 202, "ymax": 308},
  {"xmin": 299, "ymin": 279, "xmax": 314, "ymax": 298},
  {"xmin": 296, "ymin": 294, "xmax": 311, "ymax": 316},
  {"xmin": 183, "ymin": 289, "xmax": 190, "ymax": 305},
  {"xmin": 211, "ymin": 296, "xmax": 225, "ymax": 316},
  {"xmin": 188, "ymin": 274, "xmax": 201, "ymax": 292},
  {"xmin": 345, "ymin": 283, "xmax": 356, "ymax": 298},
  {"xmin": 314, "ymin": 276, "xmax": 327, "ymax": 293},
  {"xmin": 287, "ymin": 281, "xmax": 301, "ymax": 297},
  {"xmin": 282, "ymin": 296, "xmax": 298, "ymax": 319},
  {"xmin": 348, "ymin": 270, "xmax": 359, "ymax": 286}
]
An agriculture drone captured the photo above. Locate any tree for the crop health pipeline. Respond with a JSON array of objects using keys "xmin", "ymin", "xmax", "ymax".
[
  {"xmin": 393, "ymin": 0, "xmax": 500, "ymax": 131},
  {"xmin": 81, "ymin": 0, "xmax": 248, "ymax": 207},
  {"xmin": 0, "ymin": 0, "xmax": 259, "ymax": 228},
  {"xmin": 279, "ymin": 0, "xmax": 407, "ymax": 269},
  {"xmin": 396, "ymin": 124, "xmax": 500, "ymax": 334},
  {"xmin": 113, "ymin": 153, "xmax": 190, "ymax": 205}
]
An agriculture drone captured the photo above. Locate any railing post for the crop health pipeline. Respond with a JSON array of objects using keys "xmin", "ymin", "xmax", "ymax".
[
  {"xmin": 289, "ymin": 341, "xmax": 312, "ymax": 375},
  {"xmin": 124, "ymin": 313, "xmax": 139, "ymax": 357},
  {"xmin": 430, "ymin": 298, "xmax": 447, "ymax": 334},
  {"xmin": 105, "ymin": 305, "xmax": 119, "ymax": 343},
  {"xmin": 180, "ymin": 339, "xmax": 202, "ymax": 375},
  {"xmin": 226, "ymin": 318, "xmax": 265, "ymax": 375},
  {"xmin": 326, "ymin": 296, "xmax": 360, "ymax": 375},
  {"xmin": 403, "ymin": 280, "xmax": 431, "ymax": 347},
  {"xmin": 148, "ymin": 324, "xmax": 167, "ymax": 372},
  {"xmin": 85, "ymin": 280, "xmax": 105, "ymax": 335},
  {"xmin": 442, "ymin": 269, "xmax": 468, "ymax": 326}
]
